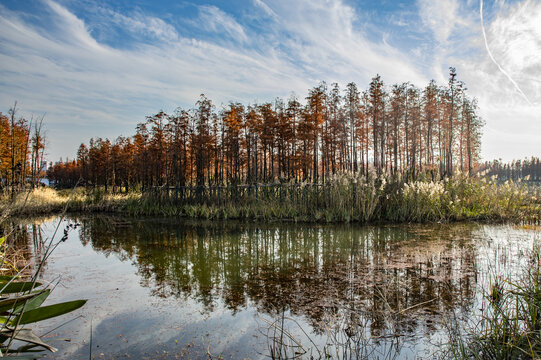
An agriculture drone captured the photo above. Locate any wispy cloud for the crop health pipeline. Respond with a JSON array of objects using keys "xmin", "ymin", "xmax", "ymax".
[
  {"xmin": 475, "ymin": 0, "xmax": 541, "ymax": 160},
  {"xmin": 105, "ymin": 9, "xmax": 180, "ymax": 43},
  {"xmin": 418, "ymin": 0, "xmax": 465, "ymax": 44},
  {"xmin": 480, "ymin": 0, "xmax": 532, "ymax": 104},
  {"xmin": 257, "ymin": 0, "xmax": 428, "ymax": 86},
  {"xmin": 45, "ymin": 0, "xmax": 101, "ymax": 50},
  {"xmin": 0, "ymin": 0, "xmax": 310, "ymax": 158},
  {"xmin": 0, "ymin": 0, "xmax": 539, "ymax": 162},
  {"xmin": 453, "ymin": 0, "xmax": 541, "ymax": 108},
  {"xmin": 252, "ymin": 0, "xmax": 278, "ymax": 19},
  {"xmin": 198, "ymin": 5, "xmax": 249, "ymax": 44},
  {"xmin": 484, "ymin": 0, "xmax": 541, "ymax": 104}
]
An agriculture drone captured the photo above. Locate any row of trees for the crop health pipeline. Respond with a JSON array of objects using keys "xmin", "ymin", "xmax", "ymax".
[
  {"xmin": 0, "ymin": 103, "xmax": 46, "ymax": 195},
  {"xmin": 48, "ymin": 69, "xmax": 484, "ymax": 190},
  {"xmin": 480, "ymin": 157, "xmax": 541, "ymax": 182}
]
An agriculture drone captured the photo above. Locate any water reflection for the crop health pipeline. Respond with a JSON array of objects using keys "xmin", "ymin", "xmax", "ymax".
[
  {"xmin": 76, "ymin": 217, "xmax": 480, "ymax": 340},
  {"xmin": 0, "ymin": 219, "xmax": 46, "ymax": 275}
]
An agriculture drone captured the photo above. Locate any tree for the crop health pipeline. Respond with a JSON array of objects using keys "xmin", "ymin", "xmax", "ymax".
[
  {"xmin": 389, "ymin": 84, "xmax": 405, "ymax": 175},
  {"xmin": 30, "ymin": 116, "xmax": 46, "ymax": 188},
  {"xmin": 47, "ymin": 71, "xmax": 485, "ymax": 190},
  {"xmin": 307, "ymin": 84, "xmax": 327, "ymax": 182},
  {"xmin": 368, "ymin": 75, "xmax": 385, "ymax": 174},
  {"xmin": 446, "ymin": 67, "xmax": 458, "ymax": 177},
  {"xmin": 167, "ymin": 108, "xmax": 190, "ymax": 187},
  {"xmin": 422, "ymin": 80, "xmax": 438, "ymax": 169},
  {"xmin": 344, "ymin": 82, "xmax": 360, "ymax": 172},
  {"xmin": 286, "ymin": 96, "xmax": 302, "ymax": 181},
  {"xmin": 194, "ymin": 95, "xmax": 214, "ymax": 187},
  {"xmin": 146, "ymin": 111, "xmax": 168, "ymax": 187},
  {"xmin": 222, "ymin": 103, "xmax": 244, "ymax": 184}
]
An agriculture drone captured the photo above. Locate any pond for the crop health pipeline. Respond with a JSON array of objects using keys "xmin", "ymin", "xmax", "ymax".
[{"xmin": 12, "ymin": 216, "xmax": 540, "ymax": 359}]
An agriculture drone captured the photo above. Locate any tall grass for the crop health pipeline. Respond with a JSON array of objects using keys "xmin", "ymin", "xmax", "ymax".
[
  {"xmin": 446, "ymin": 246, "xmax": 541, "ymax": 359},
  {"xmin": 2, "ymin": 173, "xmax": 540, "ymax": 223},
  {"xmin": 131, "ymin": 172, "xmax": 540, "ymax": 223},
  {"xmin": 0, "ymin": 187, "xmax": 139, "ymax": 216}
]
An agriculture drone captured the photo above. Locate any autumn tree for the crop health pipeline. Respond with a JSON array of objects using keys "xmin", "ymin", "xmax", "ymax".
[
  {"xmin": 193, "ymin": 95, "xmax": 214, "ymax": 187},
  {"xmin": 445, "ymin": 67, "xmax": 458, "ymax": 177},
  {"xmin": 422, "ymin": 80, "xmax": 439, "ymax": 170},
  {"xmin": 48, "ymin": 71, "xmax": 485, "ymax": 190},
  {"xmin": 167, "ymin": 108, "xmax": 191, "ymax": 187},
  {"xmin": 344, "ymin": 82, "xmax": 361, "ymax": 172},
  {"xmin": 285, "ymin": 96, "xmax": 302, "ymax": 181},
  {"xmin": 307, "ymin": 84, "xmax": 327, "ymax": 182},
  {"xmin": 222, "ymin": 103, "xmax": 244, "ymax": 184},
  {"xmin": 368, "ymin": 75, "xmax": 386, "ymax": 174}
]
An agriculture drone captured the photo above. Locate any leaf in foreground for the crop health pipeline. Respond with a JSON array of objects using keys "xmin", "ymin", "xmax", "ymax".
[
  {"xmin": 14, "ymin": 299, "xmax": 87, "ymax": 325},
  {"xmin": 0, "ymin": 328, "xmax": 56, "ymax": 352}
]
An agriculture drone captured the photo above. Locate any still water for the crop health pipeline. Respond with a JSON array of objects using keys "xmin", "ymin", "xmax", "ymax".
[{"xmin": 16, "ymin": 216, "xmax": 539, "ymax": 359}]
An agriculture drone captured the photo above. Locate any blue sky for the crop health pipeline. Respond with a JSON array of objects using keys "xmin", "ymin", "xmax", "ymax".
[{"xmin": 1, "ymin": 0, "xmax": 540, "ymax": 162}]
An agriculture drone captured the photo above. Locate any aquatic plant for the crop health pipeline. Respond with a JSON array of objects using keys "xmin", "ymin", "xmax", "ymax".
[
  {"xmin": 0, "ymin": 190, "xmax": 87, "ymax": 358},
  {"xmin": 446, "ymin": 247, "xmax": 541, "ymax": 359}
]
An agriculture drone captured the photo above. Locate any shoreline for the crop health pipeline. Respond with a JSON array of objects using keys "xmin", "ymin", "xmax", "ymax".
[{"xmin": 2, "ymin": 181, "xmax": 539, "ymax": 224}]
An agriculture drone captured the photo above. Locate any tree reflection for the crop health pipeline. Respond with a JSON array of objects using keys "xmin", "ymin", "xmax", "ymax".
[{"xmin": 76, "ymin": 217, "xmax": 479, "ymax": 338}]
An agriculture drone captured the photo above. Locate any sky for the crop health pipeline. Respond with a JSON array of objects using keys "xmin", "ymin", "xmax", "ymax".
[{"xmin": 0, "ymin": 0, "xmax": 540, "ymax": 163}]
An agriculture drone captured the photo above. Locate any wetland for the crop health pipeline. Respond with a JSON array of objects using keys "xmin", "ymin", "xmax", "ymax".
[{"xmin": 10, "ymin": 216, "xmax": 538, "ymax": 359}]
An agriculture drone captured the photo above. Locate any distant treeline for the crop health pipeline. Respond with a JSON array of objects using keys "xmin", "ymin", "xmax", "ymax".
[
  {"xmin": 0, "ymin": 103, "xmax": 46, "ymax": 194},
  {"xmin": 48, "ymin": 69, "xmax": 483, "ymax": 190},
  {"xmin": 480, "ymin": 158, "xmax": 541, "ymax": 182}
]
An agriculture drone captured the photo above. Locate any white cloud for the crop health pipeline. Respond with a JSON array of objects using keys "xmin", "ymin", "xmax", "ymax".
[
  {"xmin": 484, "ymin": 0, "xmax": 541, "ymax": 104},
  {"xmin": 258, "ymin": 0, "xmax": 428, "ymax": 86},
  {"xmin": 0, "ymin": 1, "xmax": 311, "ymax": 159},
  {"xmin": 106, "ymin": 10, "xmax": 180, "ymax": 43},
  {"xmin": 44, "ymin": 0, "xmax": 102, "ymax": 51},
  {"xmin": 460, "ymin": 0, "xmax": 541, "ymax": 161},
  {"xmin": 252, "ymin": 0, "xmax": 278, "ymax": 19},
  {"xmin": 198, "ymin": 5, "xmax": 249, "ymax": 44},
  {"xmin": 417, "ymin": 0, "xmax": 465, "ymax": 43}
]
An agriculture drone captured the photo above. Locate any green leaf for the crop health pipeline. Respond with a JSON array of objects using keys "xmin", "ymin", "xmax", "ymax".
[
  {"xmin": 0, "ymin": 236, "xmax": 5, "ymax": 246},
  {"xmin": 0, "ymin": 291, "xmax": 48, "ymax": 313},
  {"xmin": 0, "ymin": 281, "xmax": 42, "ymax": 294},
  {"xmin": 14, "ymin": 289, "xmax": 51, "ymax": 313},
  {"xmin": 0, "ymin": 275, "xmax": 19, "ymax": 281},
  {"xmin": 14, "ymin": 299, "xmax": 87, "ymax": 325}
]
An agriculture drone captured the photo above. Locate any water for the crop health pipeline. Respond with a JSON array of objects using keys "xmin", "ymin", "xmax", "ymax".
[{"xmin": 11, "ymin": 216, "xmax": 540, "ymax": 359}]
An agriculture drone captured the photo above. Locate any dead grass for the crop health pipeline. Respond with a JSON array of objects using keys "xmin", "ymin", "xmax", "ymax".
[{"xmin": 0, "ymin": 187, "xmax": 141, "ymax": 216}]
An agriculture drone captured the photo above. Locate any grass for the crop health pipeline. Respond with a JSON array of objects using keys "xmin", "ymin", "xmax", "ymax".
[
  {"xmin": 446, "ymin": 246, "xmax": 541, "ymax": 359},
  {"xmin": 1, "ymin": 187, "xmax": 139, "ymax": 216},
  {"xmin": 1, "ymin": 172, "xmax": 540, "ymax": 224}
]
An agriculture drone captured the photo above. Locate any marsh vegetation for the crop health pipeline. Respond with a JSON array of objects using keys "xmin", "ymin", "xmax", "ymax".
[{"xmin": 4, "ymin": 173, "xmax": 539, "ymax": 225}]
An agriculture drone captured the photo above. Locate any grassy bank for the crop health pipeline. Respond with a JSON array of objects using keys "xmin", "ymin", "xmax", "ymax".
[
  {"xmin": 1, "ymin": 187, "xmax": 139, "ymax": 216},
  {"xmin": 2, "ymin": 173, "xmax": 540, "ymax": 223}
]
